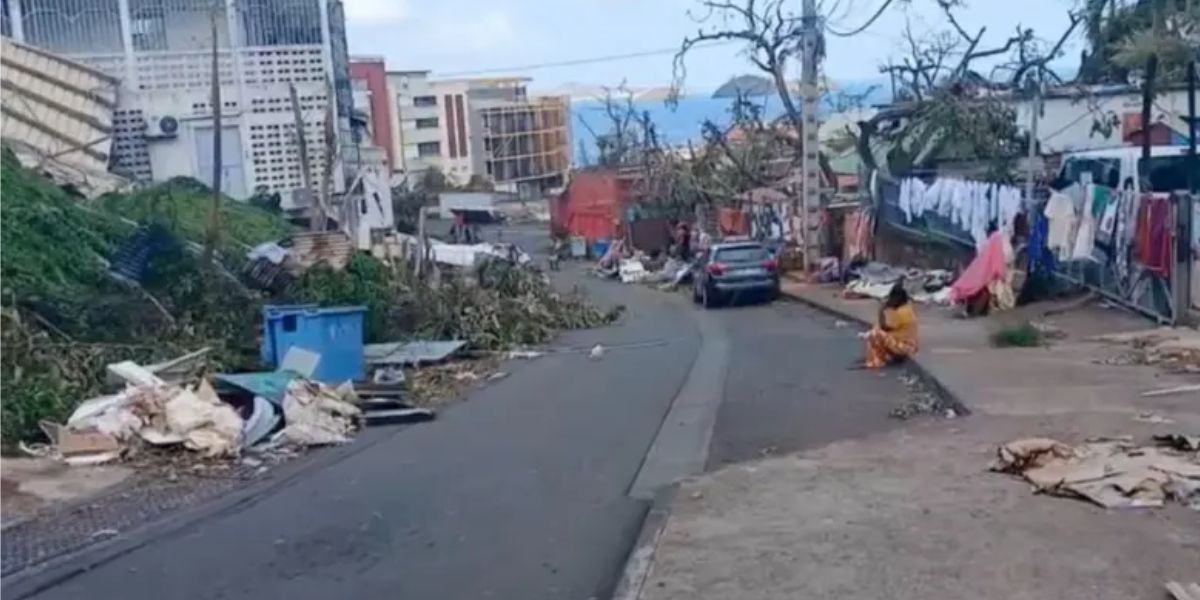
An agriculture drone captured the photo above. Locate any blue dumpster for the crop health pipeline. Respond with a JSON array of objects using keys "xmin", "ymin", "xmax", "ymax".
[{"xmin": 261, "ymin": 304, "xmax": 366, "ymax": 383}]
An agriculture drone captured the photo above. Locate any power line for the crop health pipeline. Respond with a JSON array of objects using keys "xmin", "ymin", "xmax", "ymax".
[
  {"xmin": 825, "ymin": 0, "xmax": 897, "ymax": 37},
  {"xmin": 436, "ymin": 40, "xmax": 739, "ymax": 77}
]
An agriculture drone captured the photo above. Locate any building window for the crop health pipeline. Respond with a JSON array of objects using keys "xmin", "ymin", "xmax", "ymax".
[
  {"xmin": 417, "ymin": 142, "xmax": 441, "ymax": 157},
  {"xmin": 415, "ymin": 117, "xmax": 439, "ymax": 129},
  {"xmin": 413, "ymin": 96, "xmax": 437, "ymax": 107}
]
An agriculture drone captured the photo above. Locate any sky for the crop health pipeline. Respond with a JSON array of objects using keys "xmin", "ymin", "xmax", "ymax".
[{"xmin": 343, "ymin": 0, "xmax": 1079, "ymax": 92}]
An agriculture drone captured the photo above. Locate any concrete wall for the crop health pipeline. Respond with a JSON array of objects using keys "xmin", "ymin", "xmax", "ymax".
[
  {"xmin": 350, "ymin": 58, "xmax": 394, "ymax": 169},
  {"xmin": 1016, "ymin": 87, "xmax": 1194, "ymax": 154}
]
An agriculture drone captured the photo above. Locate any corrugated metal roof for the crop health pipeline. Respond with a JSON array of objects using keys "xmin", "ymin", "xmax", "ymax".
[
  {"xmin": 286, "ymin": 231, "xmax": 355, "ymax": 272},
  {"xmin": 0, "ymin": 38, "xmax": 119, "ymax": 180}
]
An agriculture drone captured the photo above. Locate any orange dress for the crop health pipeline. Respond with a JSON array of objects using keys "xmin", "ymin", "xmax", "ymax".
[{"xmin": 864, "ymin": 303, "xmax": 918, "ymax": 369}]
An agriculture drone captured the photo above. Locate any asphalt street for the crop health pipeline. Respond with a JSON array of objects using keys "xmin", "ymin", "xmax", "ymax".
[{"xmin": 21, "ymin": 226, "xmax": 907, "ymax": 600}]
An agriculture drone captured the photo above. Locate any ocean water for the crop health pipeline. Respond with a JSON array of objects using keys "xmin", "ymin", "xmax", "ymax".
[{"xmin": 570, "ymin": 94, "xmax": 788, "ymax": 164}]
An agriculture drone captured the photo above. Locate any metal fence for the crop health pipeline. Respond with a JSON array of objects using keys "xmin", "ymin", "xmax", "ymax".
[
  {"xmin": 878, "ymin": 178, "xmax": 1197, "ymax": 324},
  {"xmin": 1056, "ymin": 191, "xmax": 1195, "ymax": 324}
]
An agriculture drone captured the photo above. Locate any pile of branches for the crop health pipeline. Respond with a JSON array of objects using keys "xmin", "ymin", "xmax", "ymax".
[{"xmin": 291, "ymin": 254, "xmax": 621, "ymax": 351}]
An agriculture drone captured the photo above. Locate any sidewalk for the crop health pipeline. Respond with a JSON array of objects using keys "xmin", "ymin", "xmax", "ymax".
[{"xmin": 632, "ymin": 283, "xmax": 1200, "ymax": 600}]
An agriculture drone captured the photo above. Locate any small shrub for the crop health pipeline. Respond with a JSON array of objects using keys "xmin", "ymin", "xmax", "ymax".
[{"xmin": 990, "ymin": 321, "xmax": 1043, "ymax": 348}]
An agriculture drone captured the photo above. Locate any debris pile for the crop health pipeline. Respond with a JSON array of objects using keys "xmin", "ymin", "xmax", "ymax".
[
  {"xmin": 890, "ymin": 373, "xmax": 958, "ymax": 420},
  {"xmin": 25, "ymin": 357, "xmax": 374, "ymax": 467},
  {"xmin": 842, "ymin": 261, "xmax": 954, "ymax": 304},
  {"xmin": 992, "ymin": 435, "xmax": 1200, "ymax": 510},
  {"xmin": 1092, "ymin": 328, "xmax": 1200, "ymax": 374}
]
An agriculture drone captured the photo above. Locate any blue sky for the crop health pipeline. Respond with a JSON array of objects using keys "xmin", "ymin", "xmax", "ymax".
[{"xmin": 343, "ymin": 0, "xmax": 1079, "ymax": 91}]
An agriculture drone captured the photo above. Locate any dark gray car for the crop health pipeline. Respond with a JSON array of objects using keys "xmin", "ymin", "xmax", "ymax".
[{"xmin": 692, "ymin": 240, "xmax": 780, "ymax": 308}]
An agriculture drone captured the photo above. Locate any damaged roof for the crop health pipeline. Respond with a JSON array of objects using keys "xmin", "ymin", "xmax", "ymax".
[{"xmin": 0, "ymin": 37, "xmax": 125, "ymax": 197}]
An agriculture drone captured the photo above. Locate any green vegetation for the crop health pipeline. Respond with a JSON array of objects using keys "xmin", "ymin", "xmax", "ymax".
[
  {"xmin": 1, "ymin": 152, "xmax": 616, "ymax": 446},
  {"xmin": 1, "ymin": 154, "xmax": 272, "ymax": 445},
  {"xmin": 990, "ymin": 322, "xmax": 1044, "ymax": 348},
  {"xmin": 97, "ymin": 177, "xmax": 293, "ymax": 261}
]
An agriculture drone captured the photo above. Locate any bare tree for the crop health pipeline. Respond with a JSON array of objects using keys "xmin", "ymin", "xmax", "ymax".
[{"xmin": 673, "ymin": 0, "xmax": 808, "ymax": 162}]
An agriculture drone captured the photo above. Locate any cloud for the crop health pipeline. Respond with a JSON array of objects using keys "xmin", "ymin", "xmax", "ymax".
[{"xmin": 343, "ymin": 0, "xmax": 410, "ymax": 23}]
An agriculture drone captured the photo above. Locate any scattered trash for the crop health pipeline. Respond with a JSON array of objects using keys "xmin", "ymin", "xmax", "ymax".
[
  {"xmin": 505, "ymin": 349, "xmax": 544, "ymax": 360},
  {"xmin": 1154, "ymin": 433, "xmax": 1200, "ymax": 452},
  {"xmin": 1133, "ymin": 412, "xmax": 1175, "ymax": 424},
  {"xmin": 273, "ymin": 379, "xmax": 362, "ymax": 447},
  {"xmin": 991, "ymin": 436, "xmax": 1200, "ymax": 510},
  {"xmin": 163, "ymin": 380, "xmax": 244, "ymax": 457},
  {"xmin": 1092, "ymin": 328, "xmax": 1200, "ymax": 374},
  {"xmin": 690, "ymin": 491, "xmax": 704, "ymax": 500},
  {"xmin": 487, "ymin": 371, "xmax": 509, "ymax": 381},
  {"xmin": 38, "ymin": 421, "xmax": 122, "ymax": 466},
  {"xmin": 890, "ymin": 373, "xmax": 955, "ymax": 420},
  {"xmin": 279, "ymin": 347, "xmax": 321, "ymax": 379},
  {"xmin": 357, "ymin": 398, "xmax": 436, "ymax": 426},
  {"xmin": 454, "ymin": 371, "xmax": 480, "ymax": 382},
  {"xmin": 1029, "ymin": 320, "xmax": 1067, "ymax": 340},
  {"xmin": 242, "ymin": 396, "xmax": 282, "ymax": 448},
  {"xmin": 589, "ymin": 344, "xmax": 606, "ymax": 360},
  {"xmin": 833, "ymin": 319, "xmax": 849, "ymax": 328},
  {"xmin": 89, "ymin": 528, "xmax": 120, "ymax": 540}
]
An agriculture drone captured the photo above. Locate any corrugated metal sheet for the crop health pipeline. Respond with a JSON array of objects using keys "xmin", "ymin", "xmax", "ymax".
[
  {"xmin": 364, "ymin": 341, "xmax": 466, "ymax": 366},
  {"xmin": 286, "ymin": 231, "xmax": 355, "ymax": 272},
  {"xmin": 0, "ymin": 37, "xmax": 120, "ymax": 188}
]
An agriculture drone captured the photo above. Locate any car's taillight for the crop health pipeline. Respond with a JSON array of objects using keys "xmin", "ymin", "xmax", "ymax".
[
  {"xmin": 706, "ymin": 262, "xmax": 727, "ymax": 275},
  {"xmin": 762, "ymin": 258, "xmax": 778, "ymax": 271}
]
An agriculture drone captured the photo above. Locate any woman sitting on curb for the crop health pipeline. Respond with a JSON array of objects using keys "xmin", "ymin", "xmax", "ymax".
[{"xmin": 860, "ymin": 282, "xmax": 919, "ymax": 369}]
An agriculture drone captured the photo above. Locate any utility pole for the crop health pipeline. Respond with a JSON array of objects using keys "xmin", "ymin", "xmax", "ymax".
[
  {"xmin": 203, "ymin": 5, "xmax": 223, "ymax": 265},
  {"xmin": 1024, "ymin": 75, "xmax": 1042, "ymax": 207},
  {"xmin": 289, "ymin": 82, "xmax": 317, "ymax": 230},
  {"xmin": 799, "ymin": 0, "xmax": 823, "ymax": 273}
]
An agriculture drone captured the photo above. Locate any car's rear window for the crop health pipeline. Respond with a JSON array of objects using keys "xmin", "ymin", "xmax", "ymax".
[{"xmin": 715, "ymin": 245, "xmax": 768, "ymax": 262}]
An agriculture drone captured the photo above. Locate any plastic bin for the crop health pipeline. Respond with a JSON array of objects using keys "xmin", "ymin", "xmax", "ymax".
[
  {"xmin": 261, "ymin": 304, "xmax": 366, "ymax": 383},
  {"xmin": 591, "ymin": 239, "xmax": 611, "ymax": 259}
]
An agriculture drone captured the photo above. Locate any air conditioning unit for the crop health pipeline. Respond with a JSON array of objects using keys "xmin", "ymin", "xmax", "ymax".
[{"xmin": 144, "ymin": 114, "xmax": 180, "ymax": 139}]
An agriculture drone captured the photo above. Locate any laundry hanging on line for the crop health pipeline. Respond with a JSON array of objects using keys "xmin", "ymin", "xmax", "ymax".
[{"xmin": 897, "ymin": 177, "xmax": 1024, "ymax": 247}]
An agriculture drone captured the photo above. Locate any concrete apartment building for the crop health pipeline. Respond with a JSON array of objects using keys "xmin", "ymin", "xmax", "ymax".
[
  {"xmin": 386, "ymin": 71, "xmax": 571, "ymax": 197},
  {"xmin": 2, "ymin": 0, "xmax": 354, "ymax": 206}
]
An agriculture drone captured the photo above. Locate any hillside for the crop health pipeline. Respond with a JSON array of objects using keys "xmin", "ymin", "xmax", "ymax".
[{"xmin": 713, "ymin": 75, "xmax": 774, "ymax": 98}]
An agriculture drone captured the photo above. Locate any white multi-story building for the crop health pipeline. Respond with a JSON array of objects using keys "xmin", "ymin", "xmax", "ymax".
[
  {"xmin": 386, "ymin": 72, "xmax": 570, "ymax": 197},
  {"xmin": 2, "ymin": 0, "xmax": 353, "ymax": 206}
]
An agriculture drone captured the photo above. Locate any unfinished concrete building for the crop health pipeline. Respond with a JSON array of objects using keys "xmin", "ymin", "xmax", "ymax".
[
  {"xmin": 2, "ymin": 0, "xmax": 352, "ymax": 205},
  {"xmin": 479, "ymin": 95, "xmax": 570, "ymax": 196}
]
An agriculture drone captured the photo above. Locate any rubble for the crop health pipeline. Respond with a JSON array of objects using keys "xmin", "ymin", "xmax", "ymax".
[
  {"xmin": 273, "ymin": 379, "xmax": 362, "ymax": 447},
  {"xmin": 1092, "ymin": 328, "xmax": 1200, "ymax": 374},
  {"xmin": 992, "ymin": 436, "xmax": 1200, "ymax": 510}
]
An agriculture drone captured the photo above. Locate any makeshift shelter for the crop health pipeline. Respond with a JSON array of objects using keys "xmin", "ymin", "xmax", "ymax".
[{"xmin": 554, "ymin": 169, "xmax": 639, "ymax": 242}]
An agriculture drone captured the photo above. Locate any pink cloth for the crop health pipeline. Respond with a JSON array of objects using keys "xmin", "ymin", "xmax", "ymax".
[{"xmin": 949, "ymin": 232, "xmax": 1007, "ymax": 303}]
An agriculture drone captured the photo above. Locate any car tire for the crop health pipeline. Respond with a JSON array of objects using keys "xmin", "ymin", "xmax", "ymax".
[{"xmin": 702, "ymin": 285, "xmax": 719, "ymax": 309}]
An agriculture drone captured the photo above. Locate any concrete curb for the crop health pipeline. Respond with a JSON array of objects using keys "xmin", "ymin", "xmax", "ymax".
[
  {"xmin": 1, "ymin": 427, "xmax": 403, "ymax": 600},
  {"xmin": 610, "ymin": 484, "xmax": 678, "ymax": 600},
  {"xmin": 780, "ymin": 288, "xmax": 971, "ymax": 418}
]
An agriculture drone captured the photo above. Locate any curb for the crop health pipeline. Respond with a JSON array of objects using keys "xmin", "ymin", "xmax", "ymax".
[
  {"xmin": 1, "ymin": 427, "xmax": 403, "ymax": 600},
  {"xmin": 780, "ymin": 287, "xmax": 971, "ymax": 418},
  {"xmin": 611, "ymin": 484, "xmax": 678, "ymax": 600}
]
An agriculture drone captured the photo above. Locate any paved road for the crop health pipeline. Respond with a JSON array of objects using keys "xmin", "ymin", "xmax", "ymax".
[{"xmin": 20, "ymin": 227, "xmax": 907, "ymax": 600}]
